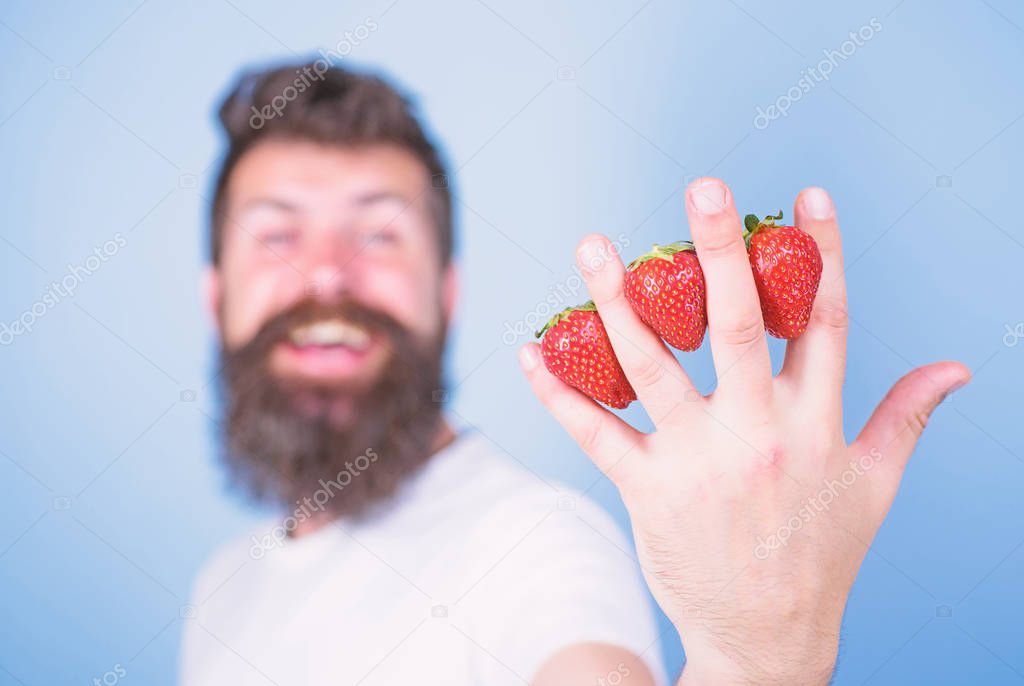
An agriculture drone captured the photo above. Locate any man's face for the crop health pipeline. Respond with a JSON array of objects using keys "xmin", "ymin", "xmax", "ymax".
[
  {"xmin": 207, "ymin": 139, "xmax": 456, "ymax": 518},
  {"xmin": 212, "ymin": 139, "xmax": 454, "ymax": 388}
]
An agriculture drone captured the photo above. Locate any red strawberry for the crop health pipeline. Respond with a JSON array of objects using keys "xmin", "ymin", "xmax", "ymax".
[
  {"xmin": 536, "ymin": 302, "xmax": 636, "ymax": 409},
  {"xmin": 743, "ymin": 211, "xmax": 822, "ymax": 339},
  {"xmin": 623, "ymin": 241, "xmax": 707, "ymax": 351}
]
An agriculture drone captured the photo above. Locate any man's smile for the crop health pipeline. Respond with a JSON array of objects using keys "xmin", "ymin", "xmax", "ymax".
[
  {"xmin": 289, "ymin": 318, "xmax": 371, "ymax": 349},
  {"xmin": 270, "ymin": 317, "xmax": 385, "ymax": 383}
]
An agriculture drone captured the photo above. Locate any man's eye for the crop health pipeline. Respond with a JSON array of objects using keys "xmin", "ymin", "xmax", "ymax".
[
  {"xmin": 261, "ymin": 230, "xmax": 296, "ymax": 247},
  {"xmin": 364, "ymin": 229, "xmax": 399, "ymax": 246}
]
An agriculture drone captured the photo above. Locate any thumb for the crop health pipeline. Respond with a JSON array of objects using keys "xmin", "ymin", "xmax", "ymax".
[{"xmin": 852, "ymin": 361, "xmax": 971, "ymax": 474}]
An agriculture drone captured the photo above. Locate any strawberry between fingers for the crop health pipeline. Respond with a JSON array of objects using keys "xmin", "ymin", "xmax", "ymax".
[
  {"xmin": 623, "ymin": 241, "xmax": 707, "ymax": 352},
  {"xmin": 744, "ymin": 211, "xmax": 823, "ymax": 340}
]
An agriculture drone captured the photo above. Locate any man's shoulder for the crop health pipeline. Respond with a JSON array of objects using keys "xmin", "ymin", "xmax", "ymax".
[
  {"xmin": 189, "ymin": 432, "xmax": 624, "ymax": 593},
  {"xmin": 188, "ymin": 518, "xmax": 279, "ymax": 601},
  {"xmin": 434, "ymin": 431, "xmax": 610, "ymax": 523},
  {"xmin": 443, "ymin": 433, "xmax": 629, "ymax": 558}
]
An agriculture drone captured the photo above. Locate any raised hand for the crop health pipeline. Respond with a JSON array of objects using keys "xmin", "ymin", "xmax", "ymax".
[{"xmin": 519, "ymin": 178, "xmax": 969, "ymax": 685}]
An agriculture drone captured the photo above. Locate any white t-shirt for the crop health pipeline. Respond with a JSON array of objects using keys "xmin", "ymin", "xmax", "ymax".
[{"xmin": 180, "ymin": 431, "xmax": 665, "ymax": 685}]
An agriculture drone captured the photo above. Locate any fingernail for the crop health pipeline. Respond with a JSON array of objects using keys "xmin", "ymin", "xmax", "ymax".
[
  {"xmin": 577, "ymin": 238, "xmax": 606, "ymax": 273},
  {"xmin": 518, "ymin": 345, "xmax": 540, "ymax": 372},
  {"xmin": 688, "ymin": 179, "xmax": 728, "ymax": 215},
  {"xmin": 802, "ymin": 187, "xmax": 834, "ymax": 220}
]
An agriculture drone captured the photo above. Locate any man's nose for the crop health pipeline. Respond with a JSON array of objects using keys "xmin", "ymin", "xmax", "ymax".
[{"xmin": 304, "ymin": 233, "xmax": 358, "ymax": 300}]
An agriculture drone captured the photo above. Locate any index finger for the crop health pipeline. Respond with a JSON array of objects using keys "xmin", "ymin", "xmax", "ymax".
[{"xmin": 577, "ymin": 234, "xmax": 698, "ymax": 425}]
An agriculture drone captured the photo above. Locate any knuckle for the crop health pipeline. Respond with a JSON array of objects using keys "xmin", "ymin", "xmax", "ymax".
[
  {"xmin": 696, "ymin": 230, "xmax": 745, "ymax": 261},
  {"xmin": 811, "ymin": 295, "xmax": 849, "ymax": 334},
  {"xmin": 589, "ymin": 274, "xmax": 626, "ymax": 311},
  {"xmin": 749, "ymin": 449, "xmax": 787, "ymax": 480},
  {"xmin": 808, "ymin": 422, "xmax": 842, "ymax": 453},
  {"xmin": 906, "ymin": 407, "xmax": 931, "ymax": 438},
  {"xmin": 576, "ymin": 418, "xmax": 606, "ymax": 456},
  {"xmin": 593, "ymin": 283, "xmax": 628, "ymax": 311},
  {"xmin": 627, "ymin": 354, "xmax": 667, "ymax": 390},
  {"xmin": 725, "ymin": 444, "xmax": 789, "ymax": 495},
  {"xmin": 885, "ymin": 380, "xmax": 935, "ymax": 440},
  {"xmin": 719, "ymin": 314, "xmax": 765, "ymax": 348}
]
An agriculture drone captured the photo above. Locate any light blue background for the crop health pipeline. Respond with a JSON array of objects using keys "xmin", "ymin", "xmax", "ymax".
[{"xmin": 1, "ymin": 1, "xmax": 1022, "ymax": 683}]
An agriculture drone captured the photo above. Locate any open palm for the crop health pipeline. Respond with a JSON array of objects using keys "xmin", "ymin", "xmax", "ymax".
[{"xmin": 520, "ymin": 178, "xmax": 969, "ymax": 685}]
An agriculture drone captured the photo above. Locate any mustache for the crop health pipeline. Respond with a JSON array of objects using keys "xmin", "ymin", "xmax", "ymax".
[{"xmin": 225, "ymin": 298, "xmax": 411, "ymax": 365}]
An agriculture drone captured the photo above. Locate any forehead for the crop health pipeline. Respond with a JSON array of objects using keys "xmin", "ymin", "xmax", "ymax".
[{"xmin": 226, "ymin": 139, "xmax": 430, "ymax": 210}]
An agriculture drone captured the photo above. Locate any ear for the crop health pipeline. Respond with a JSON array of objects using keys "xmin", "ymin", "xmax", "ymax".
[
  {"xmin": 202, "ymin": 266, "xmax": 222, "ymax": 335},
  {"xmin": 441, "ymin": 261, "xmax": 459, "ymax": 324}
]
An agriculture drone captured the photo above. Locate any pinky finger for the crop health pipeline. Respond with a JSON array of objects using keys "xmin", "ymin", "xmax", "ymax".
[{"xmin": 519, "ymin": 343, "xmax": 646, "ymax": 479}]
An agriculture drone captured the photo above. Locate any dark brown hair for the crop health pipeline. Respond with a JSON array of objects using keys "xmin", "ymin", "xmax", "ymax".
[{"xmin": 210, "ymin": 61, "xmax": 453, "ymax": 265}]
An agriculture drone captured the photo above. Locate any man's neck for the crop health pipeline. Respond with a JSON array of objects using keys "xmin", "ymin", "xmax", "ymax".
[{"xmin": 289, "ymin": 419, "xmax": 457, "ymax": 538}]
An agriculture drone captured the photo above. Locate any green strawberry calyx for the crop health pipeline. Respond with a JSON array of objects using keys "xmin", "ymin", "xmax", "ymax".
[
  {"xmin": 625, "ymin": 240, "xmax": 696, "ymax": 271},
  {"xmin": 535, "ymin": 300, "xmax": 596, "ymax": 339},
  {"xmin": 742, "ymin": 210, "xmax": 783, "ymax": 247}
]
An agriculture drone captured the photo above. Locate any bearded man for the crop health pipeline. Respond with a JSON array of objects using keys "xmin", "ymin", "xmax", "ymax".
[
  {"xmin": 181, "ymin": 60, "xmax": 969, "ymax": 686},
  {"xmin": 180, "ymin": 62, "xmax": 664, "ymax": 685}
]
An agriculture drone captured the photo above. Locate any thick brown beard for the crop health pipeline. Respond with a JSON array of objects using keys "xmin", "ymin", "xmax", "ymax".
[{"xmin": 218, "ymin": 298, "xmax": 447, "ymax": 521}]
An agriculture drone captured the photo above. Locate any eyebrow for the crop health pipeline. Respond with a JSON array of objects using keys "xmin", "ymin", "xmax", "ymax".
[
  {"xmin": 236, "ymin": 197, "xmax": 300, "ymax": 214},
  {"xmin": 237, "ymin": 191, "xmax": 411, "ymax": 215},
  {"xmin": 352, "ymin": 190, "xmax": 411, "ymax": 209}
]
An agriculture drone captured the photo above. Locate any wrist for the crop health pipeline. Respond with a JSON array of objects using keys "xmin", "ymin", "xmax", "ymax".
[
  {"xmin": 677, "ymin": 660, "xmax": 834, "ymax": 686},
  {"xmin": 675, "ymin": 631, "xmax": 838, "ymax": 686}
]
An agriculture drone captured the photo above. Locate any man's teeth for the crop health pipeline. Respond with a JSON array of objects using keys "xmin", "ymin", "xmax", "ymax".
[{"xmin": 289, "ymin": 320, "xmax": 370, "ymax": 349}]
